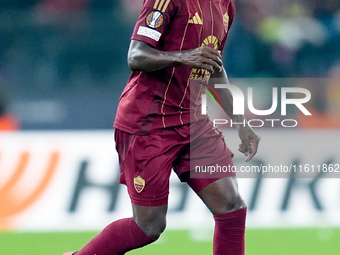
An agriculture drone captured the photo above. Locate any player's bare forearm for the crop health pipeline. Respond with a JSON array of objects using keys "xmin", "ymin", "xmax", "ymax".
[
  {"xmin": 210, "ymin": 68, "xmax": 261, "ymax": 161},
  {"xmin": 210, "ymin": 68, "xmax": 243, "ymax": 121},
  {"xmin": 128, "ymin": 40, "xmax": 223, "ymax": 73}
]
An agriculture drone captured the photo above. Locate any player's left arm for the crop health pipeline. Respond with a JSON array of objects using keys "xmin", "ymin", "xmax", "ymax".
[{"xmin": 210, "ymin": 68, "xmax": 261, "ymax": 162}]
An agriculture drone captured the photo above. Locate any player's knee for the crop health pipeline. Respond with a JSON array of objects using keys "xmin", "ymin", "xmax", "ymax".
[
  {"xmin": 141, "ymin": 217, "xmax": 166, "ymax": 240},
  {"xmin": 214, "ymin": 194, "xmax": 246, "ymax": 215},
  {"xmin": 227, "ymin": 194, "xmax": 246, "ymax": 212},
  {"xmin": 133, "ymin": 205, "xmax": 167, "ymax": 240}
]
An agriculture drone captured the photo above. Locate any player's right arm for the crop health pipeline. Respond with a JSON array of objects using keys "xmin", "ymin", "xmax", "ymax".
[
  {"xmin": 128, "ymin": 0, "xmax": 222, "ymax": 73},
  {"xmin": 128, "ymin": 39, "xmax": 223, "ymax": 74}
]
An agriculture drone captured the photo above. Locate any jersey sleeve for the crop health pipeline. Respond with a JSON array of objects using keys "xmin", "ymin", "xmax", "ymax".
[{"xmin": 131, "ymin": 0, "xmax": 178, "ymax": 47}]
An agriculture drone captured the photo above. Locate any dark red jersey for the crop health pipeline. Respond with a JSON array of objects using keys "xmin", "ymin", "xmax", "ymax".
[{"xmin": 114, "ymin": 0, "xmax": 235, "ymax": 134}]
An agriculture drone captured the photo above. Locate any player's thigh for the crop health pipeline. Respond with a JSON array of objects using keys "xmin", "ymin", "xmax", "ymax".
[{"xmin": 194, "ymin": 176, "xmax": 246, "ymax": 215}]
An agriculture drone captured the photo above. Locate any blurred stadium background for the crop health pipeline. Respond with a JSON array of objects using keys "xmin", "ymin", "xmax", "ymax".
[{"xmin": 0, "ymin": 0, "xmax": 339, "ymax": 254}]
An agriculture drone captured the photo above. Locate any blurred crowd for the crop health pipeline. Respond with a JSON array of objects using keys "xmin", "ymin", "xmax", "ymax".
[
  {"xmin": 223, "ymin": 0, "xmax": 340, "ymax": 128},
  {"xmin": 224, "ymin": 0, "xmax": 340, "ymax": 78},
  {"xmin": 0, "ymin": 0, "xmax": 339, "ymax": 129}
]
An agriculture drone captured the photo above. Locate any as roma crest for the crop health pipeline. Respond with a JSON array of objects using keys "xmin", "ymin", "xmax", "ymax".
[{"xmin": 134, "ymin": 175, "xmax": 145, "ymax": 193}]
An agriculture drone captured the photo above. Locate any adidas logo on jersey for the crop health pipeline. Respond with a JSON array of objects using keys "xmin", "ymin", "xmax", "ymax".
[{"xmin": 188, "ymin": 12, "xmax": 203, "ymax": 25}]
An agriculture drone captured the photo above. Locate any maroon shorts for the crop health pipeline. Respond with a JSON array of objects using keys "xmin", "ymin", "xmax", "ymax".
[{"xmin": 114, "ymin": 119, "xmax": 235, "ymax": 206}]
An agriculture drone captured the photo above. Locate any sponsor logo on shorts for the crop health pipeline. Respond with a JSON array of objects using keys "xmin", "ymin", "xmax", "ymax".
[
  {"xmin": 133, "ymin": 175, "xmax": 145, "ymax": 193},
  {"xmin": 146, "ymin": 10, "xmax": 164, "ymax": 29}
]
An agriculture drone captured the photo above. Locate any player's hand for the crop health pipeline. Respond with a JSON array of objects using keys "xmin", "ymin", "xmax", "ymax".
[
  {"xmin": 237, "ymin": 125, "xmax": 260, "ymax": 162},
  {"xmin": 179, "ymin": 46, "xmax": 223, "ymax": 73}
]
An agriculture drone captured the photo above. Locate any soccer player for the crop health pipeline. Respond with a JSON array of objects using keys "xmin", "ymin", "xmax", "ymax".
[{"xmin": 64, "ymin": 0, "xmax": 260, "ymax": 254}]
